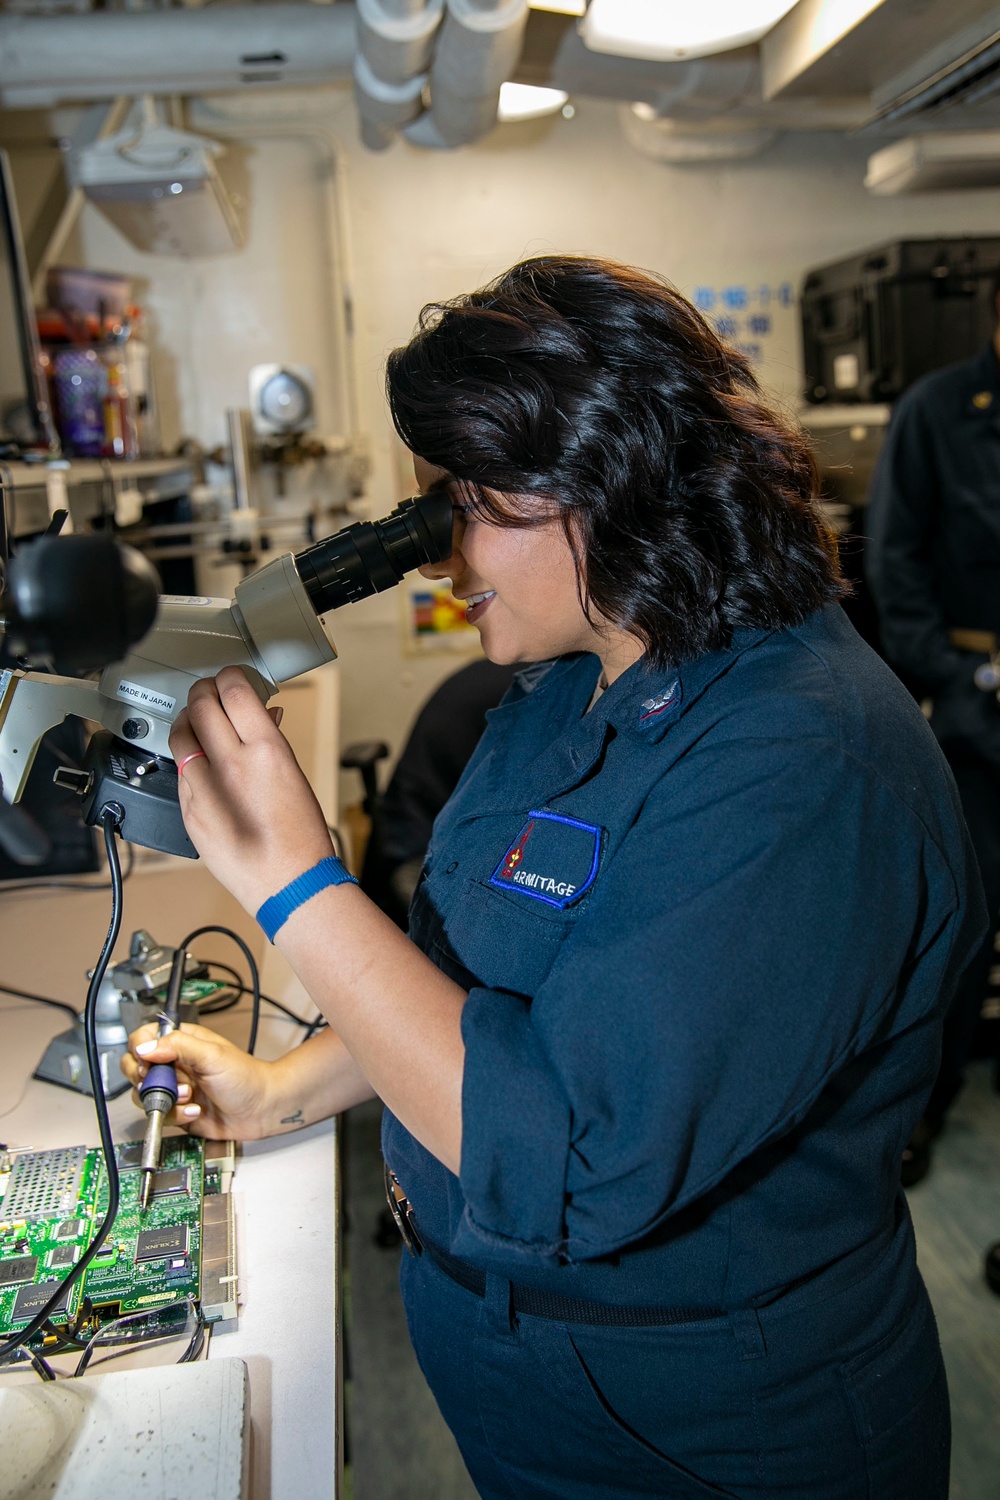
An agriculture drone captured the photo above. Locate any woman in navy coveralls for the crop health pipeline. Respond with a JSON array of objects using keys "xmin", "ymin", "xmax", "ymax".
[{"xmin": 124, "ymin": 258, "xmax": 985, "ymax": 1498}]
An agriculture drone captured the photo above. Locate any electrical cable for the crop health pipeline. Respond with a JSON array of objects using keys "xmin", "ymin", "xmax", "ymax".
[
  {"xmin": 0, "ymin": 983, "xmax": 79, "ymax": 1022},
  {"xmin": 194, "ymin": 986, "xmax": 243, "ymax": 1017},
  {"xmin": 171, "ymin": 927, "xmax": 261, "ymax": 1056},
  {"xmin": 200, "ymin": 960, "xmax": 317, "ymax": 1030},
  {"xmin": 0, "ymin": 1345, "xmax": 57, "ymax": 1382},
  {"xmin": 0, "ymin": 807, "xmax": 125, "ymax": 1365}
]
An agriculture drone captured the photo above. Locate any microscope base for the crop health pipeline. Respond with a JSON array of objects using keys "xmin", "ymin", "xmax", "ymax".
[{"xmin": 33, "ymin": 1026, "xmax": 131, "ymax": 1099}]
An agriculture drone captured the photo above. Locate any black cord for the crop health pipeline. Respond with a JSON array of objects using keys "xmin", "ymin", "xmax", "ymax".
[
  {"xmin": 0, "ymin": 1346, "xmax": 57, "ymax": 1382},
  {"xmin": 172, "ymin": 928, "xmax": 261, "ymax": 1056},
  {"xmin": 0, "ymin": 983, "xmax": 79, "ymax": 1022},
  {"xmin": 177, "ymin": 1304, "xmax": 207, "ymax": 1363},
  {"xmin": 195, "ymin": 988, "xmax": 243, "ymax": 1017},
  {"xmin": 301, "ymin": 1014, "xmax": 329, "ymax": 1041},
  {"xmin": 201, "ymin": 960, "xmax": 317, "ymax": 1030},
  {"xmin": 72, "ymin": 1296, "xmax": 205, "ymax": 1378},
  {"xmin": 0, "ymin": 809, "xmax": 125, "ymax": 1364}
]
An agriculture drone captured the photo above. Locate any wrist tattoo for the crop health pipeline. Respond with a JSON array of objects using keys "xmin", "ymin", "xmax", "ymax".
[{"xmin": 280, "ymin": 1107, "xmax": 304, "ymax": 1126}]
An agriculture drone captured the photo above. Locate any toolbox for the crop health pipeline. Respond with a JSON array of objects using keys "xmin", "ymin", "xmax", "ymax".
[{"xmin": 800, "ymin": 237, "xmax": 1000, "ymax": 404}]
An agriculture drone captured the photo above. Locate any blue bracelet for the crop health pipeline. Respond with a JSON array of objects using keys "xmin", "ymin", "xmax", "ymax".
[{"xmin": 256, "ymin": 856, "xmax": 358, "ymax": 942}]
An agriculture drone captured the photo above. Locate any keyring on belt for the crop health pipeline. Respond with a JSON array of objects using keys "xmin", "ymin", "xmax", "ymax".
[{"xmin": 384, "ymin": 1162, "xmax": 423, "ymax": 1257}]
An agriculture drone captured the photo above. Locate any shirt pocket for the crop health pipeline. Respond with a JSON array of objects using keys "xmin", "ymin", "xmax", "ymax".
[{"xmin": 429, "ymin": 876, "xmax": 577, "ymax": 999}]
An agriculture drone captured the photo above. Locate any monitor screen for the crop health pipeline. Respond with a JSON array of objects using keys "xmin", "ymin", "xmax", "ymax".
[{"xmin": 0, "ymin": 149, "xmax": 54, "ymax": 453}]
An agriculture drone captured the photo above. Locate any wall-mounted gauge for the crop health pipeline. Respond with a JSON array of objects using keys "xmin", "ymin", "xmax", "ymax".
[{"xmin": 248, "ymin": 364, "xmax": 316, "ymax": 435}]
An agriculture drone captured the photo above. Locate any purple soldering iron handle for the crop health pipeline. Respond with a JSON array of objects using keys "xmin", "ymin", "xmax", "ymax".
[
  {"xmin": 138, "ymin": 1016, "xmax": 180, "ymax": 1206},
  {"xmin": 140, "ymin": 1061, "xmax": 179, "ymax": 1101},
  {"xmin": 139, "ymin": 1013, "xmax": 179, "ymax": 1108}
]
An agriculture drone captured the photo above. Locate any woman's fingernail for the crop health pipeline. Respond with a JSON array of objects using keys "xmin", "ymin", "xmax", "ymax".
[
  {"xmin": 183, "ymin": 1104, "xmax": 201, "ymax": 1118},
  {"xmin": 135, "ymin": 1041, "xmax": 156, "ymax": 1056},
  {"xmin": 177, "ymin": 1084, "xmax": 192, "ymax": 1101},
  {"xmin": 137, "ymin": 1064, "xmax": 147, "ymax": 1080}
]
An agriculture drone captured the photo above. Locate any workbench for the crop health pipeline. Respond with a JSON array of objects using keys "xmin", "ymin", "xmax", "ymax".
[{"xmin": 0, "ymin": 852, "xmax": 342, "ymax": 1500}]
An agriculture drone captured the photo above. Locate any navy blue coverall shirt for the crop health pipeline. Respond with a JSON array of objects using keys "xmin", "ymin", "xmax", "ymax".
[{"xmin": 384, "ymin": 605, "xmax": 985, "ymax": 1499}]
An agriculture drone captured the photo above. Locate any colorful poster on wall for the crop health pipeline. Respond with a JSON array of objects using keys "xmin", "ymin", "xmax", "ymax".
[{"xmin": 402, "ymin": 577, "xmax": 481, "ymax": 655}]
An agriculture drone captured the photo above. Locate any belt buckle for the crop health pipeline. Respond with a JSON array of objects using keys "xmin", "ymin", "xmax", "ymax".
[{"xmin": 383, "ymin": 1162, "xmax": 423, "ymax": 1257}]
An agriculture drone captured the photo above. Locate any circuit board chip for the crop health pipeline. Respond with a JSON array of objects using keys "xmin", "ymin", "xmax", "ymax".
[
  {"xmin": 54, "ymin": 1218, "xmax": 86, "ymax": 1241},
  {"xmin": 135, "ymin": 1225, "xmax": 188, "ymax": 1263},
  {"xmin": 11, "ymin": 1281, "xmax": 70, "ymax": 1322},
  {"xmin": 48, "ymin": 1245, "xmax": 79, "ymax": 1269},
  {"xmin": 151, "ymin": 1169, "xmax": 190, "ymax": 1198},
  {"xmin": 117, "ymin": 1143, "xmax": 143, "ymax": 1170},
  {"xmin": 0, "ymin": 1256, "xmax": 37, "ymax": 1287}
]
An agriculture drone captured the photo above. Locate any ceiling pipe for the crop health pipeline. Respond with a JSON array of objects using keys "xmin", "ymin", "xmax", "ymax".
[
  {"xmin": 0, "ymin": 4, "xmax": 355, "ymax": 108},
  {"xmin": 0, "ymin": 0, "xmax": 871, "ymax": 159},
  {"xmin": 354, "ymin": 0, "xmax": 444, "ymax": 151},
  {"xmin": 406, "ymin": 0, "xmax": 529, "ymax": 149}
]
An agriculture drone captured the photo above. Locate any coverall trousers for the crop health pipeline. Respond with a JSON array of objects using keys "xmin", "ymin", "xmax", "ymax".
[{"xmin": 400, "ymin": 1223, "xmax": 949, "ymax": 1500}]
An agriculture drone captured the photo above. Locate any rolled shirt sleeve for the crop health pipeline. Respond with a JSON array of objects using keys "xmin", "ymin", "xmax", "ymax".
[{"xmin": 453, "ymin": 734, "xmax": 961, "ymax": 1266}]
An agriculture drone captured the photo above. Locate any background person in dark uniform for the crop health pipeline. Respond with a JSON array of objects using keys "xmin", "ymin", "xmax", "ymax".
[
  {"xmin": 866, "ymin": 316, "xmax": 1000, "ymax": 1183},
  {"xmin": 124, "ymin": 258, "xmax": 985, "ymax": 1498},
  {"xmin": 359, "ymin": 658, "xmax": 516, "ymax": 928}
]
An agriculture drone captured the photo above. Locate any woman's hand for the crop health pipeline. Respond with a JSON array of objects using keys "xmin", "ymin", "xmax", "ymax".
[
  {"xmin": 169, "ymin": 666, "xmax": 335, "ymax": 914},
  {"xmin": 122, "ymin": 1021, "xmax": 275, "ymax": 1141}
]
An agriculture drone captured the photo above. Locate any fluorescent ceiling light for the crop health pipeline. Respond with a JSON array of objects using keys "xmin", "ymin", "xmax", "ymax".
[
  {"xmin": 498, "ymin": 82, "xmax": 570, "ymax": 122},
  {"xmin": 582, "ymin": 0, "xmax": 800, "ymax": 61}
]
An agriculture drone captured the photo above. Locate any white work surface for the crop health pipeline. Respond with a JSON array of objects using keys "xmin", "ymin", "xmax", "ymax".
[
  {"xmin": 0, "ymin": 1358, "xmax": 251, "ymax": 1500},
  {"xmin": 0, "ymin": 856, "xmax": 341, "ymax": 1500}
]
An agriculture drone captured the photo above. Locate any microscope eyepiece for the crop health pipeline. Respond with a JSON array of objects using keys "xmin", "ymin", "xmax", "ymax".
[{"xmin": 294, "ymin": 490, "xmax": 454, "ymax": 615}]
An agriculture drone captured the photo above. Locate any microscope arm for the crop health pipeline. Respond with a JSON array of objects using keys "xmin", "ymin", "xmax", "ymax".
[
  {"xmin": 0, "ymin": 570, "xmax": 335, "ymax": 807},
  {"xmin": 0, "ymin": 670, "xmax": 108, "ymax": 803}
]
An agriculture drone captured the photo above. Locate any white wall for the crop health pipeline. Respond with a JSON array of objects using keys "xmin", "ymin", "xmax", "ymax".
[{"xmin": 71, "ymin": 85, "xmax": 1000, "ymax": 807}]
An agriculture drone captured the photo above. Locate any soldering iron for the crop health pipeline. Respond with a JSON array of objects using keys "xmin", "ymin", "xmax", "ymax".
[{"xmin": 137, "ymin": 943, "xmax": 186, "ymax": 1211}]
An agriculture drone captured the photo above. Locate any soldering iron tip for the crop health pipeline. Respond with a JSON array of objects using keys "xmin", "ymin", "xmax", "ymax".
[{"xmin": 139, "ymin": 1171, "xmax": 151, "ymax": 1211}]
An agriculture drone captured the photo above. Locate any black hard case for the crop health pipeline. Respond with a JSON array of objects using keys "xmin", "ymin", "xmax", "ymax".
[{"xmin": 800, "ymin": 238, "xmax": 1000, "ymax": 404}]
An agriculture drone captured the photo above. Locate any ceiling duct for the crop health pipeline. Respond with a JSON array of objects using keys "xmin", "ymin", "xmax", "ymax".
[
  {"xmin": 759, "ymin": 0, "xmax": 1000, "ymax": 124},
  {"xmin": 405, "ymin": 0, "xmax": 530, "ymax": 148},
  {"xmin": 353, "ymin": 0, "xmax": 444, "ymax": 151},
  {"xmin": 869, "ymin": 25, "xmax": 1000, "ymax": 128},
  {"xmin": 0, "ymin": 4, "xmax": 355, "ymax": 108}
]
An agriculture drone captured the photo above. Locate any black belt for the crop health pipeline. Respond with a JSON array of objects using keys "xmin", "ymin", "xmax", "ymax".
[{"xmin": 384, "ymin": 1165, "xmax": 725, "ymax": 1329}]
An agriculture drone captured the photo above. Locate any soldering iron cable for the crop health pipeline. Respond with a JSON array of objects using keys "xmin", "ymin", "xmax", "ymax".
[{"xmin": 0, "ymin": 807, "xmax": 125, "ymax": 1362}]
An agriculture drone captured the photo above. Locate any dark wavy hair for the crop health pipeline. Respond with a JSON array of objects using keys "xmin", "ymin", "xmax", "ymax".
[{"xmin": 386, "ymin": 256, "xmax": 844, "ymax": 668}]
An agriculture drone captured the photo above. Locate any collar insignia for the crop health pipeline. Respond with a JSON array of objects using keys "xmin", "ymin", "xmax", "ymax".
[
  {"xmin": 973, "ymin": 390, "xmax": 993, "ymax": 410},
  {"xmin": 639, "ymin": 679, "xmax": 681, "ymax": 723}
]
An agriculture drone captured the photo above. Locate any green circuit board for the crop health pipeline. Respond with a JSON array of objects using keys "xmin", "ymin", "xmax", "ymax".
[{"xmin": 0, "ymin": 1137, "xmax": 207, "ymax": 1341}]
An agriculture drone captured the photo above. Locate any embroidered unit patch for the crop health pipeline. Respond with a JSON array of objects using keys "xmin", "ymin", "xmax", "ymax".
[
  {"xmin": 639, "ymin": 679, "xmax": 682, "ymax": 723},
  {"xmin": 489, "ymin": 809, "xmax": 602, "ymax": 909}
]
